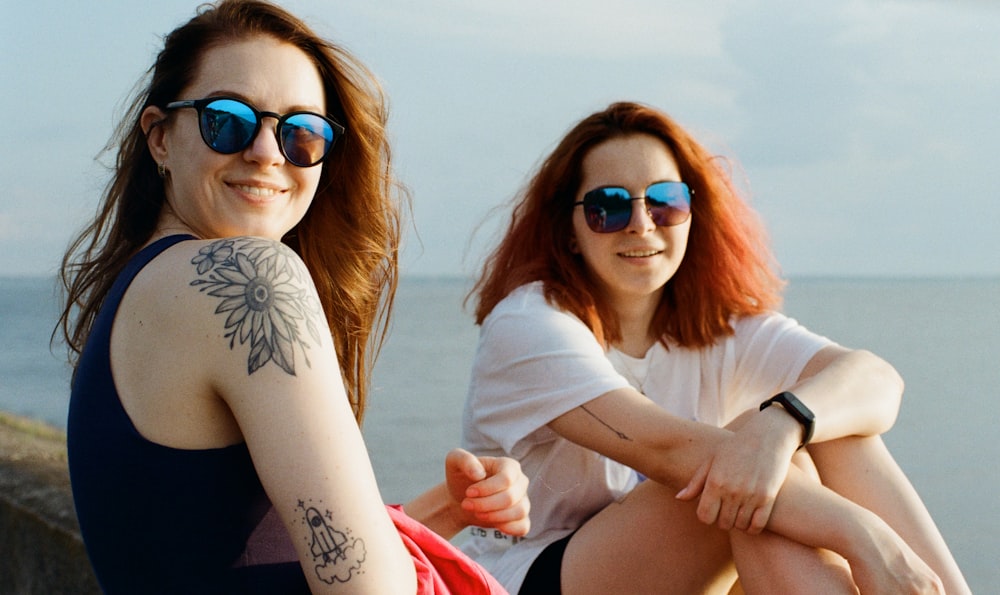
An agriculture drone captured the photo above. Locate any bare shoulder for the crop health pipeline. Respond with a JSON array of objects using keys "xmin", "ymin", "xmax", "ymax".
[
  {"xmin": 185, "ymin": 237, "xmax": 325, "ymax": 376},
  {"xmin": 124, "ymin": 236, "xmax": 326, "ymax": 378}
]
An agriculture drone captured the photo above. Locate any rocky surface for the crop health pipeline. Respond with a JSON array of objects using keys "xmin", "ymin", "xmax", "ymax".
[{"xmin": 0, "ymin": 413, "xmax": 100, "ymax": 594}]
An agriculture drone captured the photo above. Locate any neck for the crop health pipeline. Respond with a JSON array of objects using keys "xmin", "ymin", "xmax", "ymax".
[
  {"xmin": 149, "ymin": 208, "xmax": 200, "ymax": 245},
  {"xmin": 612, "ymin": 292, "xmax": 661, "ymax": 358}
]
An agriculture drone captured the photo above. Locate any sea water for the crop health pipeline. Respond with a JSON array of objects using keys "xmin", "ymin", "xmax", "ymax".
[{"xmin": 1, "ymin": 276, "xmax": 997, "ymax": 591}]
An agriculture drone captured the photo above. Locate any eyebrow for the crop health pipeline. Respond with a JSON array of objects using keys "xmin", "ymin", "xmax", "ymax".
[
  {"xmin": 585, "ymin": 180, "xmax": 682, "ymax": 192},
  {"xmin": 201, "ymin": 90, "xmax": 326, "ymax": 115}
]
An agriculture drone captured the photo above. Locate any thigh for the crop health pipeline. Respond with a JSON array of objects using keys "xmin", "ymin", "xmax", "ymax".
[{"xmin": 560, "ymin": 479, "xmax": 738, "ymax": 595}]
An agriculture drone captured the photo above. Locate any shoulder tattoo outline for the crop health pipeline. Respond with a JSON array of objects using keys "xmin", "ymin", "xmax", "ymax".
[{"xmin": 190, "ymin": 237, "xmax": 323, "ymax": 376}]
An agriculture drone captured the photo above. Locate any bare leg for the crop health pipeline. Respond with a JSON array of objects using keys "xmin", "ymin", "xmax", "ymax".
[
  {"xmin": 730, "ymin": 450, "xmax": 856, "ymax": 594},
  {"xmin": 730, "ymin": 529, "xmax": 856, "ymax": 595},
  {"xmin": 561, "ymin": 479, "xmax": 736, "ymax": 595},
  {"xmin": 560, "ymin": 471, "xmax": 857, "ymax": 595},
  {"xmin": 808, "ymin": 435, "xmax": 971, "ymax": 594}
]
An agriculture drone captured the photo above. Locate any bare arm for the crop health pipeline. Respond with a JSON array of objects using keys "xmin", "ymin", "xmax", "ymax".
[
  {"xmin": 676, "ymin": 345, "xmax": 906, "ymax": 533},
  {"xmin": 701, "ymin": 346, "xmax": 905, "ymax": 503},
  {"xmin": 192, "ymin": 237, "xmax": 416, "ymax": 593},
  {"xmin": 403, "ymin": 448, "xmax": 530, "ymax": 540},
  {"xmin": 548, "ymin": 388, "xmax": 943, "ymax": 593},
  {"xmin": 792, "ymin": 345, "xmax": 904, "ymax": 443}
]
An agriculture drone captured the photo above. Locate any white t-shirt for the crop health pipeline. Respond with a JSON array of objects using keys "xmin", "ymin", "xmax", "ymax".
[{"xmin": 461, "ymin": 282, "xmax": 833, "ymax": 592}]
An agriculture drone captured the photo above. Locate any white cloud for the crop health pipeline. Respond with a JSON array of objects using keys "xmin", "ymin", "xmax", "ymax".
[
  {"xmin": 2, "ymin": 0, "xmax": 997, "ymax": 277},
  {"xmin": 337, "ymin": 0, "xmax": 732, "ymax": 59}
]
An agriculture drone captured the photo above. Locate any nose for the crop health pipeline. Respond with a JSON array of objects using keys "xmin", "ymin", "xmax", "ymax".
[
  {"xmin": 244, "ymin": 115, "xmax": 284, "ymax": 166},
  {"xmin": 624, "ymin": 197, "xmax": 657, "ymax": 233}
]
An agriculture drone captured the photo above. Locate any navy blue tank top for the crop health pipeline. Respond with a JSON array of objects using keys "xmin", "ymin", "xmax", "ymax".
[{"xmin": 68, "ymin": 235, "xmax": 309, "ymax": 594}]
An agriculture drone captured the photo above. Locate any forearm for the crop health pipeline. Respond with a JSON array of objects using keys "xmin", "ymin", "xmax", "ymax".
[
  {"xmin": 808, "ymin": 436, "xmax": 972, "ymax": 594},
  {"xmin": 792, "ymin": 348, "xmax": 903, "ymax": 442},
  {"xmin": 765, "ymin": 463, "xmax": 881, "ymax": 555},
  {"xmin": 402, "ymin": 482, "xmax": 465, "ymax": 540}
]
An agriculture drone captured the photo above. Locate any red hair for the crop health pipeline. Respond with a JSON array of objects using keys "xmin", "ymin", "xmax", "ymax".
[
  {"xmin": 470, "ymin": 102, "xmax": 784, "ymax": 348},
  {"xmin": 58, "ymin": 0, "xmax": 399, "ymax": 423}
]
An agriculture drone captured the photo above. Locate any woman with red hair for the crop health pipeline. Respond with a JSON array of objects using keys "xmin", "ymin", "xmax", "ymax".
[
  {"xmin": 462, "ymin": 102, "xmax": 968, "ymax": 594},
  {"xmin": 60, "ymin": 1, "xmax": 529, "ymax": 592}
]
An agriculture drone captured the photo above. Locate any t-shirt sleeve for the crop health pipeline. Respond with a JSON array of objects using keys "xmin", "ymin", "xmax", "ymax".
[
  {"xmin": 463, "ymin": 287, "xmax": 630, "ymax": 457},
  {"xmin": 722, "ymin": 313, "xmax": 836, "ymax": 419}
]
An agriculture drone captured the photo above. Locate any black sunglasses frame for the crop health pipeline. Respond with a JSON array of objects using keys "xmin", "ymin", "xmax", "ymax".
[
  {"xmin": 164, "ymin": 96, "xmax": 346, "ymax": 167},
  {"xmin": 573, "ymin": 181, "xmax": 693, "ymax": 233}
]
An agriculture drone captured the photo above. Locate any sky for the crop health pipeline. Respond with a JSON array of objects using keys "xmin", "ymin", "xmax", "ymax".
[{"xmin": 2, "ymin": 0, "xmax": 998, "ymax": 279}]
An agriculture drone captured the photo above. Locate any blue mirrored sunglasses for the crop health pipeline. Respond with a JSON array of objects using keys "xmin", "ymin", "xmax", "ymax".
[
  {"xmin": 573, "ymin": 181, "xmax": 693, "ymax": 233},
  {"xmin": 164, "ymin": 96, "xmax": 345, "ymax": 167}
]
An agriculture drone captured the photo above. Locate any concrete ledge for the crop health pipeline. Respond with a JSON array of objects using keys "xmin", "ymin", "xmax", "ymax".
[{"xmin": 0, "ymin": 412, "xmax": 100, "ymax": 594}]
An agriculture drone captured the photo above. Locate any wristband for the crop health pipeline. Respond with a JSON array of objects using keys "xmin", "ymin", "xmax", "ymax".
[{"xmin": 760, "ymin": 391, "xmax": 814, "ymax": 448}]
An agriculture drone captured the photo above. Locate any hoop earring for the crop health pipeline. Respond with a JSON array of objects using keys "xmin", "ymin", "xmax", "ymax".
[{"xmin": 157, "ymin": 163, "xmax": 167, "ymax": 178}]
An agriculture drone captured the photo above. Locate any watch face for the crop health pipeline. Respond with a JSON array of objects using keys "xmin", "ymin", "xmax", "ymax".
[{"xmin": 780, "ymin": 392, "xmax": 814, "ymax": 421}]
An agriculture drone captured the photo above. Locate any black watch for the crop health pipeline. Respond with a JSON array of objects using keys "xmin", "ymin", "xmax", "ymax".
[{"xmin": 760, "ymin": 391, "xmax": 814, "ymax": 448}]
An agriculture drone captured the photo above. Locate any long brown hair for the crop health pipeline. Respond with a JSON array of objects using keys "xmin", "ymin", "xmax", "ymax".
[
  {"xmin": 58, "ymin": 0, "xmax": 400, "ymax": 422},
  {"xmin": 471, "ymin": 101, "xmax": 783, "ymax": 348}
]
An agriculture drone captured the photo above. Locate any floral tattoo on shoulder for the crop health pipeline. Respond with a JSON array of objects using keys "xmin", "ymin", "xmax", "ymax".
[{"xmin": 190, "ymin": 237, "xmax": 323, "ymax": 376}]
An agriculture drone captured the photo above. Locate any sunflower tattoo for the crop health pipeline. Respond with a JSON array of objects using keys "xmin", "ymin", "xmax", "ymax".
[{"xmin": 190, "ymin": 238, "xmax": 323, "ymax": 376}]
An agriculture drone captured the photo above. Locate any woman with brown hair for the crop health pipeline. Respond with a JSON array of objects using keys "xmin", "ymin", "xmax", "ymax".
[
  {"xmin": 462, "ymin": 101, "xmax": 968, "ymax": 594},
  {"xmin": 59, "ymin": 1, "xmax": 528, "ymax": 592}
]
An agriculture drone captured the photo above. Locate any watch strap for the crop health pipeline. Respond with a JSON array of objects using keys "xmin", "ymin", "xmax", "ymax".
[{"xmin": 760, "ymin": 391, "xmax": 815, "ymax": 448}]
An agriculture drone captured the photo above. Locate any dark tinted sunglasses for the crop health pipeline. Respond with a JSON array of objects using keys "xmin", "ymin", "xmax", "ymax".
[
  {"xmin": 574, "ymin": 181, "xmax": 692, "ymax": 233},
  {"xmin": 164, "ymin": 96, "xmax": 345, "ymax": 167}
]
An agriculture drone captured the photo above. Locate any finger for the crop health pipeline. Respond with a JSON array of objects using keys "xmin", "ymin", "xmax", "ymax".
[
  {"xmin": 475, "ymin": 513, "xmax": 531, "ymax": 538},
  {"xmin": 470, "ymin": 494, "xmax": 529, "ymax": 520},
  {"xmin": 747, "ymin": 502, "xmax": 773, "ymax": 535},
  {"xmin": 676, "ymin": 460, "xmax": 710, "ymax": 501},
  {"xmin": 464, "ymin": 485, "xmax": 520, "ymax": 513},
  {"xmin": 695, "ymin": 491, "xmax": 721, "ymax": 526},
  {"xmin": 490, "ymin": 516, "xmax": 531, "ymax": 537},
  {"xmin": 731, "ymin": 505, "xmax": 752, "ymax": 532},
  {"xmin": 715, "ymin": 499, "xmax": 739, "ymax": 531},
  {"xmin": 470, "ymin": 498, "xmax": 531, "ymax": 536},
  {"xmin": 465, "ymin": 473, "xmax": 528, "ymax": 513},
  {"xmin": 499, "ymin": 518, "xmax": 531, "ymax": 537},
  {"xmin": 464, "ymin": 456, "xmax": 522, "ymax": 498},
  {"xmin": 445, "ymin": 448, "xmax": 487, "ymax": 481}
]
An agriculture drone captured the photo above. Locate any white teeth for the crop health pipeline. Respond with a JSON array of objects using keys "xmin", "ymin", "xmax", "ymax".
[
  {"xmin": 235, "ymin": 185, "xmax": 279, "ymax": 197},
  {"xmin": 620, "ymin": 250, "xmax": 660, "ymax": 257}
]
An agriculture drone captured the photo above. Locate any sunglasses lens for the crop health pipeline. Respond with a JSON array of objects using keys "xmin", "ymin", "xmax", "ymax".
[
  {"xmin": 645, "ymin": 182, "xmax": 692, "ymax": 226},
  {"xmin": 200, "ymin": 99, "xmax": 258, "ymax": 153},
  {"xmin": 280, "ymin": 114, "xmax": 335, "ymax": 167},
  {"xmin": 583, "ymin": 187, "xmax": 633, "ymax": 233},
  {"xmin": 580, "ymin": 182, "xmax": 692, "ymax": 233}
]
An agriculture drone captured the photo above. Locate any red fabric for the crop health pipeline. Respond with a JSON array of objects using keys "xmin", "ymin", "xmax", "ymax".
[{"xmin": 386, "ymin": 505, "xmax": 508, "ymax": 595}]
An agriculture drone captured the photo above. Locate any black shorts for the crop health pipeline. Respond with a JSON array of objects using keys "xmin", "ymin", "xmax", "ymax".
[{"xmin": 518, "ymin": 533, "xmax": 575, "ymax": 595}]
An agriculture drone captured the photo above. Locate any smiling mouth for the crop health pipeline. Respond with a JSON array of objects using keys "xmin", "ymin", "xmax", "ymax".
[
  {"xmin": 232, "ymin": 184, "xmax": 283, "ymax": 198},
  {"xmin": 618, "ymin": 249, "xmax": 662, "ymax": 258}
]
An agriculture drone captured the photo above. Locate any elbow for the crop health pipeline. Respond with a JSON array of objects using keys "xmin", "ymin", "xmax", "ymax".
[{"xmin": 858, "ymin": 349, "xmax": 904, "ymax": 433}]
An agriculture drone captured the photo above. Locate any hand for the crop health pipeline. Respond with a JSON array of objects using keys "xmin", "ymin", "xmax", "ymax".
[
  {"xmin": 846, "ymin": 512, "xmax": 945, "ymax": 594},
  {"xmin": 444, "ymin": 448, "xmax": 530, "ymax": 536},
  {"xmin": 676, "ymin": 409, "xmax": 800, "ymax": 533}
]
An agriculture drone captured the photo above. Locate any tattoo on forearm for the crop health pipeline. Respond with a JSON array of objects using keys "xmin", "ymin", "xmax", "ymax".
[
  {"xmin": 190, "ymin": 238, "xmax": 322, "ymax": 376},
  {"xmin": 581, "ymin": 404, "xmax": 632, "ymax": 441},
  {"xmin": 295, "ymin": 499, "xmax": 367, "ymax": 584}
]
